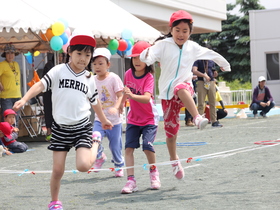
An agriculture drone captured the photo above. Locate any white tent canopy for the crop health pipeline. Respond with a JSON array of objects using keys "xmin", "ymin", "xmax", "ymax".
[{"xmin": 0, "ymin": 0, "xmax": 161, "ymax": 52}]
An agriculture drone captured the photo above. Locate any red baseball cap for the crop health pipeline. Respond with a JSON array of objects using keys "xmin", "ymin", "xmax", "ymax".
[
  {"xmin": 3, "ymin": 109, "xmax": 17, "ymax": 117},
  {"xmin": 70, "ymin": 35, "xmax": 96, "ymax": 48},
  {"xmin": 169, "ymin": 10, "xmax": 193, "ymax": 27},
  {"xmin": 127, "ymin": 41, "xmax": 151, "ymax": 57},
  {"xmin": 0, "ymin": 122, "xmax": 12, "ymax": 139}
]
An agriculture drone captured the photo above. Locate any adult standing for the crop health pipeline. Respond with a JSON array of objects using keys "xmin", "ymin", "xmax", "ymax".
[
  {"xmin": 42, "ymin": 53, "xmax": 65, "ymax": 140},
  {"xmin": 192, "ymin": 58, "xmax": 223, "ymax": 127},
  {"xmin": 0, "ymin": 44, "xmax": 21, "ymax": 123},
  {"xmin": 250, "ymin": 76, "xmax": 275, "ymax": 118}
]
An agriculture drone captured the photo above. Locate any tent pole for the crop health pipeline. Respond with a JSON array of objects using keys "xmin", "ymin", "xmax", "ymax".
[{"xmin": 21, "ymin": 53, "xmax": 27, "ymax": 95}]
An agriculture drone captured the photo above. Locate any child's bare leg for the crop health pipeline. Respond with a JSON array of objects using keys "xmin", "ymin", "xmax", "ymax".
[
  {"xmin": 50, "ymin": 151, "xmax": 67, "ymax": 201},
  {"xmin": 166, "ymin": 134, "xmax": 177, "ymax": 160},
  {"xmin": 76, "ymin": 142, "xmax": 99, "ymax": 172},
  {"xmin": 177, "ymin": 89, "xmax": 198, "ymax": 118},
  {"xmin": 144, "ymin": 150, "xmax": 156, "ymax": 164},
  {"xmin": 125, "ymin": 147, "xmax": 135, "ymax": 176}
]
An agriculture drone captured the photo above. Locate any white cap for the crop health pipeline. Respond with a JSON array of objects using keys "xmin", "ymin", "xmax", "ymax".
[
  {"xmin": 258, "ymin": 76, "xmax": 266, "ymax": 82},
  {"xmin": 93, "ymin": 48, "xmax": 111, "ymax": 60}
]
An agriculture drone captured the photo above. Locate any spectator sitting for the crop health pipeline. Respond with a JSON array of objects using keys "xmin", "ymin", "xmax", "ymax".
[
  {"xmin": 0, "ymin": 109, "xmax": 28, "ymax": 153},
  {"xmin": 250, "ymin": 76, "xmax": 275, "ymax": 118}
]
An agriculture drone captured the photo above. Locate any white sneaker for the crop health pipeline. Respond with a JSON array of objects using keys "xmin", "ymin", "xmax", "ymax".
[
  {"xmin": 194, "ymin": 115, "xmax": 208, "ymax": 130},
  {"xmin": 253, "ymin": 114, "xmax": 258, "ymax": 119}
]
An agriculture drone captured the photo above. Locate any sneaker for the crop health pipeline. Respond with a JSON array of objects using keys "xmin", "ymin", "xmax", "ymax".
[
  {"xmin": 48, "ymin": 201, "xmax": 63, "ymax": 210},
  {"xmin": 253, "ymin": 114, "xmax": 258, "ymax": 119},
  {"xmin": 260, "ymin": 112, "xmax": 267, "ymax": 118},
  {"xmin": 185, "ymin": 119, "xmax": 195, "ymax": 127},
  {"xmin": 150, "ymin": 169, "xmax": 161, "ymax": 190},
  {"xmin": 212, "ymin": 121, "xmax": 223, "ymax": 127},
  {"xmin": 93, "ymin": 152, "xmax": 107, "ymax": 172},
  {"xmin": 172, "ymin": 161, "xmax": 185, "ymax": 179},
  {"xmin": 194, "ymin": 115, "xmax": 208, "ymax": 130},
  {"xmin": 121, "ymin": 178, "xmax": 138, "ymax": 194},
  {"xmin": 115, "ymin": 169, "xmax": 124, "ymax": 177}
]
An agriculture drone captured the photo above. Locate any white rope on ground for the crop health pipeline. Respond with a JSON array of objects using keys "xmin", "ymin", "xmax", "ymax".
[{"xmin": 0, "ymin": 142, "xmax": 279, "ymax": 175}]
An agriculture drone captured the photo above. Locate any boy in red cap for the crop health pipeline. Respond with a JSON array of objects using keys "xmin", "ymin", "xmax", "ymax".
[
  {"xmin": 140, "ymin": 10, "xmax": 231, "ymax": 180},
  {"xmin": 0, "ymin": 109, "xmax": 28, "ymax": 153}
]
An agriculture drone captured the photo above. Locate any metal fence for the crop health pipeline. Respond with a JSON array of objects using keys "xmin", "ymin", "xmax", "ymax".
[{"xmin": 220, "ymin": 89, "xmax": 252, "ymax": 105}]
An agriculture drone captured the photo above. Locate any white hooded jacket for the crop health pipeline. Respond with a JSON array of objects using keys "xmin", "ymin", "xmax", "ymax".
[{"xmin": 140, "ymin": 37, "xmax": 231, "ymax": 100}]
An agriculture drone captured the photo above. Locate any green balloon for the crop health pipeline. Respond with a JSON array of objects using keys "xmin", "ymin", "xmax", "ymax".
[
  {"xmin": 108, "ymin": 39, "xmax": 119, "ymax": 50},
  {"xmin": 129, "ymin": 37, "xmax": 135, "ymax": 46}
]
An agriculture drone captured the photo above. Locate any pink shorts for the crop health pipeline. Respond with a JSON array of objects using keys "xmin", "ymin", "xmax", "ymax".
[{"xmin": 162, "ymin": 82, "xmax": 194, "ymax": 138}]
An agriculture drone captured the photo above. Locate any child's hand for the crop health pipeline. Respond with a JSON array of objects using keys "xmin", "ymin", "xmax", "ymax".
[
  {"xmin": 0, "ymin": 131, "xmax": 4, "ymax": 137},
  {"xmin": 13, "ymin": 127, "xmax": 19, "ymax": 132},
  {"xmin": 118, "ymin": 104, "xmax": 124, "ymax": 115},
  {"xmin": 123, "ymin": 87, "xmax": 133, "ymax": 99},
  {"xmin": 6, "ymin": 151, "xmax": 13, "ymax": 155},
  {"xmin": 108, "ymin": 107, "xmax": 118, "ymax": 115},
  {"xmin": 101, "ymin": 119, "xmax": 113, "ymax": 130}
]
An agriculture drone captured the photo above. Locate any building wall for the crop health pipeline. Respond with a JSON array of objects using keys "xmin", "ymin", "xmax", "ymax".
[{"xmin": 249, "ymin": 9, "xmax": 280, "ymax": 105}]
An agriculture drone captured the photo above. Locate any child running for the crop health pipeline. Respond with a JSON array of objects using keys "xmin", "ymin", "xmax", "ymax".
[
  {"xmin": 13, "ymin": 34, "xmax": 113, "ymax": 210},
  {"xmin": 140, "ymin": 10, "xmax": 231, "ymax": 179},
  {"xmin": 119, "ymin": 41, "xmax": 160, "ymax": 194},
  {"xmin": 91, "ymin": 48, "xmax": 125, "ymax": 177}
]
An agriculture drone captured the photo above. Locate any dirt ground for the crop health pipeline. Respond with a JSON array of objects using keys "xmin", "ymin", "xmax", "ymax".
[{"xmin": 1, "ymin": 115, "xmax": 280, "ymax": 210}]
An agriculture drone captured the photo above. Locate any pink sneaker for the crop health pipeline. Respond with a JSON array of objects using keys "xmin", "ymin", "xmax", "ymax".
[
  {"xmin": 194, "ymin": 115, "xmax": 208, "ymax": 130},
  {"xmin": 150, "ymin": 169, "xmax": 161, "ymax": 190},
  {"xmin": 48, "ymin": 201, "xmax": 63, "ymax": 210},
  {"xmin": 115, "ymin": 169, "xmax": 124, "ymax": 177},
  {"xmin": 93, "ymin": 152, "xmax": 107, "ymax": 172},
  {"xmin": 121, "ymin": 178, "xmax": 138, "ymax": 194},
  {"xmin": 172, "ymin": 161, "xmax": 185, "ymax": 179}
]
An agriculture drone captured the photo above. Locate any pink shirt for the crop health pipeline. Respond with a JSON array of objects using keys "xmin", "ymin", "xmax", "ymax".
[{"xmin": 124, "ymin": 69, "xmax": 159, "ymax": 126}]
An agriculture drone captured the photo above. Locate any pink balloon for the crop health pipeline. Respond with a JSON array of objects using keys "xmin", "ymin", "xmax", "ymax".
[
  {"xmin": 65, "ymin": 28, "xmax": 71, "ymax": 37},
  {"xmin": 62, "ymin": 42, "xmax": 69, "ymax": 53}
]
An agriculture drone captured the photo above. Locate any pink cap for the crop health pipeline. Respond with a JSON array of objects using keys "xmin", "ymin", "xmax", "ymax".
[
  {"xmin": 127, "ymin": 41, "xmax": 151, "ymax": 57},
  {"xmin": 169, "ymin": 10, "xmax": 193, "ymax": 27},
  {"xmin": 0, "ymin": 122, "xmax": 12, "ymax": 139},
  {"xmin": 3, "ymin": 109, "xmax": 17, "ymax": 117}
]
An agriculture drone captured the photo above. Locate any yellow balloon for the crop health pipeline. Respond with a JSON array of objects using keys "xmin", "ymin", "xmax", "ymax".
[
  {"xmin": 52, "ymin": 21, "xmax": 65, "ymax": 36},
  {"xmin": 34, "ymin": 51, "xmax": 40, "ymax": 57}
]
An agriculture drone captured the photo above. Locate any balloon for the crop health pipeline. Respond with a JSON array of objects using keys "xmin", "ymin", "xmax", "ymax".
[
  {"xmin": 57, "ymin": 18, "xmax": 68, "ymax": 29},
  {"xmin": 125, "ymin": 48, "xmax": 132, "ymax": 56},
  {"xmin": 108, "ymin": 39, "xmax": 119, "ymax": 51},
  {"xmin": 125, "ymin": 39, "xmax": 132, "ymax": 51},
  {"xmin": 40, "ymin": 28, "xmax": 54, "ymax": 41},
  {"xmin": 121, "ymin": 28, "xmax": 132, "ymax": 39},
  {"xmin": 129, "ymin": 37, "xmax": 135, "ymax": 46},
  {"xmin": 52, "ymin": 21, "xmax": 65, "ymax": 36},
  {"xmin": 65, "ymin": 28, "xmax": 71, "ymax": 37},
  {"xmin": 50, "ymin": 36, "xmax": 63, "ymax": 51},
  {"xmin": 34, "ymin": 51, "xmax": 40, "ymax": 56},
  {"xmin": 26, "ymin": 55, "xmax": 32, "ymax": 64},
  {"xmin": 62, "ymin": 42, "xmax": 69, "ymax": 53},
  {"xmin": 108, "ymin": 48, "xmax": 117, "ymax": 55},
  {"xmin": 118, "ymin": 40, "xmax": 128, "ymax": 51},
  {"xmin": 59, "ymin": 32, "xmax": 69, "ymax": 45}
]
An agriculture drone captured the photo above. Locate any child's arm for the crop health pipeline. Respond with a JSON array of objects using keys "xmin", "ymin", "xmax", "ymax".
[
  {"xmin": 91, "ymin": 99, "xmax": 113, "ymax": 130},
  {"xmin": 108, "ymin": 91, "xmax": 123, "ymax": 115},
  {"xmin": 13, "ymin": 81, "xmax": 45, "ymax": 111},
  {"xmin": 123, "ymin": 86, "xmax": 151, "ymax": 104}
]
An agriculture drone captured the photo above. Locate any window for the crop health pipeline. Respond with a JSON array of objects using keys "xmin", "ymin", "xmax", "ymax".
[{"xmin": 266, "ymin": 53, "xmax": 279, "ymax": 80}]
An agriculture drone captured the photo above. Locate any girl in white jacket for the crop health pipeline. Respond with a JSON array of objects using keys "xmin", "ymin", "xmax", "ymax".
[{"xmin": 140, "ymin": 10, "xmax": 231, "ymax": 180}]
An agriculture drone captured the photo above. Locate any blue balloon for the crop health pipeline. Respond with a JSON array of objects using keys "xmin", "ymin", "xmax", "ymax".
[
  {"xmin": 108, "ymin": 48, "xmax": 117, "ymax": 55},
  {"xmin": 59, "ymin": 32, "xmax": 69, "ymax": 45},
  {"xmin": 26, "ymin": 55, "xmax": 32, "ymax": 64},
  {"xmin": 125, "ymin": 39, "xmax": 132, "ymax": 51},
  {"xmin": 121, "ymin": 28, "xmax": 132, "ymax": 39},
  {"xmin": 50, "ymin": 36, "xmax": 63, "ymax": 51},
  {"xmin": 125, "ymin": 48, "xmax": 132, "ymax": 56}
]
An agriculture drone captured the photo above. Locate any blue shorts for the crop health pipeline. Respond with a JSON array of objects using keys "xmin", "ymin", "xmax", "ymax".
[
  {"xmin": 125, "ymin": 124, "xmax": 158, "ymax": 152},
  {"xmin": 48, "ymin": 118, "xmax": 93, "ymax": 152}
]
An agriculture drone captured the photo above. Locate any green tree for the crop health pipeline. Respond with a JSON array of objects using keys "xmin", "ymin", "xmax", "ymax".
[{"xmin": 191, "ymin": 0, "xmax": 265, "ymax": 83}]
